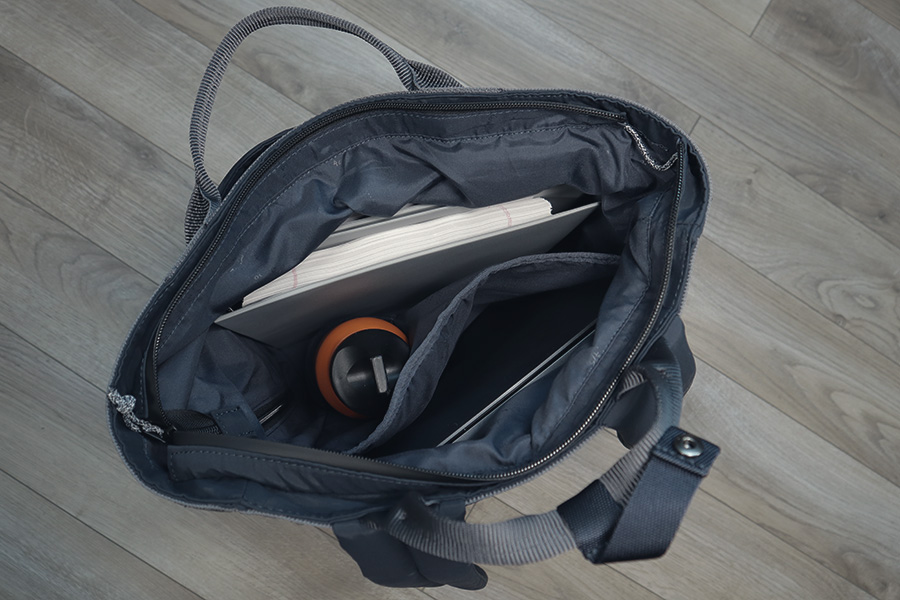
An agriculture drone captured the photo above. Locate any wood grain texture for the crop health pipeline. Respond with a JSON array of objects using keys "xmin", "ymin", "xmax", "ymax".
[
  {"xmin": 0, "ymin": 0, "xmax": 310, "ymax": 183},
  {"xmin": 858, "ymin": 0, "xmax": 900, "ymax": 31},
  {"xmin": 683, "ymin": 239, "xmax": 900, "ymax": 487},
  {"xmin": 2, "ymin": 0, "xmax": 899, "ymax": 597},
  {"xmin": 754, "ymin": 0, "xmax": 900, "ymax": 138},
  {"xmin": 694, "ymin": 0, "xmax": 771, "ymax": 35},
  {"xmin": 0, "ymin": 181, "xmax": 154, "ymax": 389},
  {"xmin": 525, "ymin": 0, "xmax": 900, "ymax": 249},
  {"xmin": 692, "ymin": 119, "xmax": 900, "ymax": 364},
  {"xmin": 134, "ymin": 0, "xmax": 448, "ymax": 116},
  {"xmin": 0, "ymin": 325, "xmax": 429, "ymax": 600},
  {"xmin": 682, "ymin": 361, "xmax": 900, "ymax": 599},
  {"xmin": 0, "ymin": 47, "xmax": 188, "ymax": 281},
  {"xmin": 332, "ymin": 0, "xmax": 700, "ymax": 132},
  {"xmin": 0, "ymin": 471, "xmax": 204, "ymax": 600}
]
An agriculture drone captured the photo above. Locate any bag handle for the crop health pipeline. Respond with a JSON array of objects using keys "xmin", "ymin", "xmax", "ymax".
[
  {"xmin": 187, "ymin": 6, "xmax": 462, "ymax": 233},
  {"xmin": 353, "ymin": 318, "xmax": 719, "ymax": 566}
]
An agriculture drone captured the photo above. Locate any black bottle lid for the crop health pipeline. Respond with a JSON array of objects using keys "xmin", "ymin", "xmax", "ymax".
[{"xmin": 315, "ymin": 318, "xmax": 410, "ymax": 419}]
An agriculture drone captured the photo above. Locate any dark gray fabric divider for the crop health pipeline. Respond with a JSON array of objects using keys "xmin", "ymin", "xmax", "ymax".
[{"xmin": 350, "ymin": 252, "xmax": 620, "ymax": 454}]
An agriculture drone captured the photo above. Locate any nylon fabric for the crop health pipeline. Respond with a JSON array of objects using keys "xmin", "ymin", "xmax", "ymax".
[
  {"xmin": 107, "ymin": 6, "xmax": 715, "ymax": 590},
  {"xmin": 557, "ymin": 480, "xmax": 622, "ymax": 552},
  {"xmin": 597, "ymin": 427, "xmax": 719, "ymax": 562}
]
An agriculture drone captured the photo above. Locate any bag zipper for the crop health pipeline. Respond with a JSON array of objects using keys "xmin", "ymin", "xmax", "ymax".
[{"xmin": 144, "ymin": 97, "xmax": 683, "ymax": 483}]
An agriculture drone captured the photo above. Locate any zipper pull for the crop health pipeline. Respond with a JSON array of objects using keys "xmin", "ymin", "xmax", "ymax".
[{"xmin": 108, "ymin": 389, "xmax": 168, "ymax": 442}]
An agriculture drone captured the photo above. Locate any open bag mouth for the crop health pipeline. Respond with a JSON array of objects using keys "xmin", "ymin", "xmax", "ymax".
[{"xmin": 110, "ymin": 91, "xmax": 707, "ymax": 501}]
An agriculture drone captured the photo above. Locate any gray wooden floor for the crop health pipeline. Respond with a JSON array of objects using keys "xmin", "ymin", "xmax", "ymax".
[{"xmin": 2, "ymin": 0, "xmax": 898, "ymax": 598}]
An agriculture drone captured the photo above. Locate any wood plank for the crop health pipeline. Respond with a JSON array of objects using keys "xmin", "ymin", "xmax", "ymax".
[
  {"xmin": 683, "ymin": 238, "xmax": 900, "ymax": 486},
  {"xmin": 858, "ymin": 0, "xmax": 900, "ymax": 31},
  {"xmin": 495, "ymin": 431, "xmax": 877, "ymax": 600},
  {"xmin": 683, "ymin": 361, "xmax": 900, "ymax": 599},
  {"xmin": 0, "ymin": 0, "xmax": 310, "ymax": 184},
  {"xmin": 0, "ymin": 471, "xmax": 204, "ymax": 600},
  {"xmin": 694, "ymin": 0, "xmax": 771, "ymax": 35},
  {"xmin": 0, "ymin": 181, "xmax": 154, "ymax": 389},
  {"xmin": 134, "ymin": 0, "xmax": 452, "ymax": 116},
  {"xmin": 691, "ymin": 119, "xmax": 900, "ymax": 365},
  {"xmin": 754, "ymin": 0, "xmax": 900, "ymax": 138},
  {"xmin": 330, "ymin": 0, "xmax": 699, "ymax": 132},
  {"xmin": 613, "ymin": 492, "xmax": 875, "ymax": 600},
  {"xmin": 523, "ymin": 0, "xmax": 900, "ymax": 249},
  {"xmin": 0, "ymin": 47, "xmax": 188, "ymax": 282},
  {"xmin": 0, "ymin": 325, "xmax": 428, "ymax": 600}
]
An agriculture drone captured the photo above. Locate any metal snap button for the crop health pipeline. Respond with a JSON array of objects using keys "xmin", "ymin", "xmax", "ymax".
[{"xmin": 673, "ymin": 434, "xmax": 703, "ymax": 458}]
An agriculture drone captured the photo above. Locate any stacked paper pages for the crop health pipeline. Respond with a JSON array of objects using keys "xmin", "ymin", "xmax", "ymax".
[{"xmin": 242, "ymin": 197, "xmax": 553, "ymax": 306}]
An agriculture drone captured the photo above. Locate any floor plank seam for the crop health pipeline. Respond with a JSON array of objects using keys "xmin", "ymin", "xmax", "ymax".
[
  {"xmin": 695, "ymin": 348, "xmax": 900, "ymax": 493},
  {"xmin": 700, "ymin": 233, "xmax": 900, "ymax": 370},
  {"xmin": 699, "ymin": 490, "xmax": 882, "ymax": 600},
  {"xmin": 749, "ymin": 0, "xmax": 774, "ymax": 38},
  {"xmin": 526, "ymin": 0, "xmax": 900, "ymax": 259},
  {"xmin": 334, "ymin": 0, "xmax": 699, "ymax": 132},
  {"xmin": 0, "ymin": 464, "xmax": 209, "ymax": 600}
]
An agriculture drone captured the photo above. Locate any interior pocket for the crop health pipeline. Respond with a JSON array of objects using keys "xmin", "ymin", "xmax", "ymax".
[
  {"xmin": 346, "ymin": 251, "xmax": 620, "ymax": 455},
  {"xmin": 187, "ymin": 327, "xmax": 286, "ymax": 435}
]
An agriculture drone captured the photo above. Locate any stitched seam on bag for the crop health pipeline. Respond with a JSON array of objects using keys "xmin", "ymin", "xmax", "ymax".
[
  {"xmin": 169, "ymin": 449, "xmax": 440, "ymax": 487},
  {"xmin": 248, "ymin": 107, "xmax": 596, "ymax": 197},
  {"xmin": 245, "ymin": 87, "xmax": 643, "ymax": 197},
  {"xmin": 570, "ymin": 189, "xmax": 665, "ymax": 405},
  {"xmin": 211, "ymin": 406, "xmax": 255, "ymax": 437},
  {"xmin": 161, "ymin": 123, "xmax": 613, "ymax": 347},
  {"xmin": 268, "ymin": 124, "xmax": 615, "ymax": 209}
]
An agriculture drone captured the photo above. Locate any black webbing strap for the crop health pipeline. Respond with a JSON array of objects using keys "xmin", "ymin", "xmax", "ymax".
[{"xmin": 559, "ymin": 426, "xmax": 719, "ymax": 563}]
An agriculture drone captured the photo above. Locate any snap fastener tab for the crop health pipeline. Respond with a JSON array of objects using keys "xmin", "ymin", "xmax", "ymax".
[{"xmin": 673, "ymin": 434, "xmax": 703, "ymax": 458}]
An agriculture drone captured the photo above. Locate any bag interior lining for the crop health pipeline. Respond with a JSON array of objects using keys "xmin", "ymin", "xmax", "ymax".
[{"xmin": 154, "ymin": 107, "xmax": 681, "ymax": 475}]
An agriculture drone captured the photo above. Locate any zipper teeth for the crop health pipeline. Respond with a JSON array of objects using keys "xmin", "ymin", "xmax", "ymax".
[{"xmin": 147, "ymin": 95, "xmax": 684, "ymax": 484}]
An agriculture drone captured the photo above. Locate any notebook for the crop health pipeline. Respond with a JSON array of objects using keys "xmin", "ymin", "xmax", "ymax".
[{"xmin": 215, "ymin": 197, "xmax": 597, "ymax": 347}]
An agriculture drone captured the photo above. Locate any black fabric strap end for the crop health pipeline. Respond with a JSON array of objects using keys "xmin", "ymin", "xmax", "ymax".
[
  {"xmin": 560, "ymin": 427, "xmax": 719, "ymax": 565},
  {"xmin": 599, "ymin": 427, "xmax": 719, "ymax": 563},
  {"xmin": 557, "ymin": 481, "xmax": 623, "ymax": 562},
  {"xmin": 652, "ymin": 426, "xmax": 719, "ymax": 477}
]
